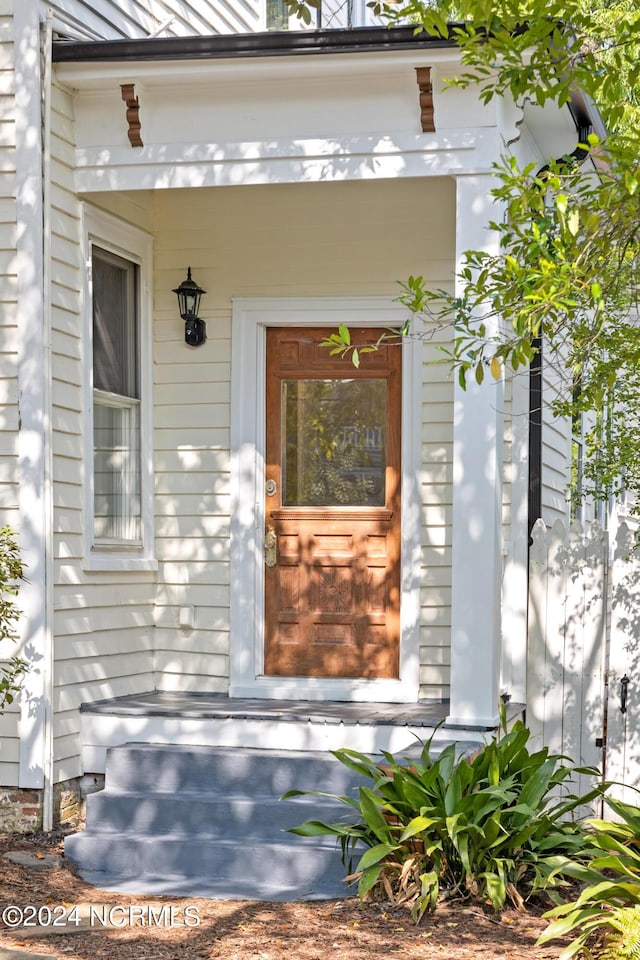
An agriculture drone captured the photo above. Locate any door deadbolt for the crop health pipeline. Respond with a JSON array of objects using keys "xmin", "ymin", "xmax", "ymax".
[{"xmin": 265, "ymin": 479, "xmax": 277, "ymax": 496}]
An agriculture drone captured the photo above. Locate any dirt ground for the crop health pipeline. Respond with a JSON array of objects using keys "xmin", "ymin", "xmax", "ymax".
[{"xmin": 0, "ymin": 827, "xmax": 570, "ymax": 960}]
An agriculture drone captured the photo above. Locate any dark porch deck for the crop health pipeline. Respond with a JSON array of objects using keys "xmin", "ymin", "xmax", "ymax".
[{"xmin": 81, "ymin": 690, "xmax": 522, "ymax": 733}]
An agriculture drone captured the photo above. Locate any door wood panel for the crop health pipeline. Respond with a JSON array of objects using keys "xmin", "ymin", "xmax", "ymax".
[{"xmin": 264, "ymin": 326, "xmax": 401, "ymax": 679}]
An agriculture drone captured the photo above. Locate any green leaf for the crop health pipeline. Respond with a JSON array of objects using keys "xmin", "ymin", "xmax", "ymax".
[
  {"xmin": 358, "ymin": 865, "xmax": 384, "ymax": 897},
  {"xmin": 288, "ymin": 819, "xmax": 351, "ymax": 837},
  {"xmin": 567, "ymin": 209, "xmax": 580, "ymax": 236},
  {"xmin": 357, "ymin": 842, "xmax": 398, "ymax": 870},
  {"xmin": 358, "ymin": 787, "xmax": 393, "ymax": 843},
  {"xmin": 400, "ymin": 815, "xmax": 436, "ymax": 842}
]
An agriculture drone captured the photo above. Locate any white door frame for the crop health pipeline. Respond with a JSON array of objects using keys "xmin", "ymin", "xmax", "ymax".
[{"xmin": 229, "ymin": 297, "xmax": 421, "ymax": 702}]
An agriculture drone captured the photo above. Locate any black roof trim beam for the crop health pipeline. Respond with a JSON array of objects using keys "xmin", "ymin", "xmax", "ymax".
[{"xmin": 52, "ymin": 24, "xmax": 460, "ymax": 64}]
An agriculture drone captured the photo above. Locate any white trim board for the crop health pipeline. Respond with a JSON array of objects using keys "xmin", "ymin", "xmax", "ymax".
[
  {"xmin": 81, "ymin": 714, "xmax": 483, "ymax": 774},
  {"xmin": 229, "ymin": 297, "xmax": 422, "ymax": 703},
  {"xmin": 81, "ymin": 204, "xmax": 157, "ymax": 572}
]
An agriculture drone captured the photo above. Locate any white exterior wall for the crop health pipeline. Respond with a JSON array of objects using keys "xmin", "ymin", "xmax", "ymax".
[
  {"xmin": 151, "ymin": 176, "xmax": 456, "ymax": 700},
  {"xmin": 49, "ymin": 82, "xmax": 157, "ymax": 783},
  {"xmin": 420, "ymin": 330, "xmax": 453, "ymax": 695},
  {"xmin": 37, "ymin": 172, "xmax": 456, "ymax": 781},
  {"xmin": 0, "ymin": 1, "xmax": 21, "ymax": 787},
  {"xmin": 0, "ymin": 31, "xmax": 584, "ymax": 783},
  {"xmin": 2, "ymin": 35, "xmax": 487, "ymax": 784}
]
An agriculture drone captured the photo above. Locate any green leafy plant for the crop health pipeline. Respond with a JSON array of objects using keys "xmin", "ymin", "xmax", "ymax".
[
  {"xmin": 284, "ymin": 716, "xmax": 601, "ymax": 921},
  {"xmin": 288, "ymin": 0, "xmax": 640, "ymax": 519},
  {"xmin": 0, "ymin": 525, "xmax": 27, "ymax": 710},
  {"xmin": 540, "ymin": 796, "xmax": 640, "ymax": 959},
  {"xmin": 599, "ymin": 906, "xmax": 640, "ymax": 960}
]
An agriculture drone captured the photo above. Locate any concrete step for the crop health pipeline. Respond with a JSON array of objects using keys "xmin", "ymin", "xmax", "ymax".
[
  {"xmin": 102, "ymin": 741, "xmax": 369, "ymax": 796},
  {"xmin": 65, "ymin": 739, "xmax": 478, "ymax": 901},
  {"xmin": 64, "ymin": 832, "xmax": 353, "ymax": 901},
  {"xmin": 65, "ymin": 741, "xmax": 371, "ymax": 900},
  {"xmin": 83, "ymin": 789, "xmax": 352, "ymax": 837}
]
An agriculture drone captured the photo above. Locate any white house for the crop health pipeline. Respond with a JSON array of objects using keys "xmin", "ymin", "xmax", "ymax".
[{"xmin": 0, "ymin": 0, "xmax": 604, "ymax": 864}]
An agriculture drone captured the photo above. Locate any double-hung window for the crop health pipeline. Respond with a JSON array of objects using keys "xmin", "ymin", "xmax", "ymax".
[{"xmin": 84, "ymin": 207, "xmax": 155, "ymax": 569}]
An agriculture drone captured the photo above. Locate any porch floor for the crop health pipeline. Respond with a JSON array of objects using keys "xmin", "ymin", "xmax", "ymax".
[{"xmin": 81, "ymin": 690, "xmax": 522, "ymax": 732}]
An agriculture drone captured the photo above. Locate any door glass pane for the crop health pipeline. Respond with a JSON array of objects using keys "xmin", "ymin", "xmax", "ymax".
[{"xmin": 282, "ymin": 378, "xmax": 386, "ymax": 506}]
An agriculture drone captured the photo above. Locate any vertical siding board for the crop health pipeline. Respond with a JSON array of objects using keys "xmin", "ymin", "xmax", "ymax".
[
  {"xmin": 543, "ymin": 519, "xmax": 569, "ymax": 758},
  {"xmin": 560, "ymin": 521, "xmax": 586, "ymax": 769},
  {"xmin": 528, "ymin": 520, "xmax": 637, "ymax": 814},
  {"xmin": 527, "ymin": 518, "xmax": 549, "ymax": 749},
  {"xmin": 577, "ymin": 522, "xmax": 607, "ymax": 797},
  {"xmin": 607, "ymin": 524, "xmax": 640, "ymax": 805}
]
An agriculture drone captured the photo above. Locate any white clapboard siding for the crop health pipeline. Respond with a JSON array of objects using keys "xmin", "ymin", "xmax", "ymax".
[
  {"xmin": 0, "ymin": 700, "xmax": 19, "ymax": 787},
  {"xmin": 419, "ymin": 343, "xmax": 453, "ymax": 698},
  {"xmin": 152, "ymin": 176, "xmax": 456, "ymax": 700},
  {"xmin": 49, "ymin": 83, "xmax": 159, "ymax": 780}
]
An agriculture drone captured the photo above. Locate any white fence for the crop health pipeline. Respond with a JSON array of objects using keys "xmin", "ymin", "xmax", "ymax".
[{"xmin": 527, "ymin": 518, "xmax": 640, "ymax": 812}]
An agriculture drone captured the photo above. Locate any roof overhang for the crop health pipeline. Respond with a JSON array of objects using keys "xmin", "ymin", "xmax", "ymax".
[{"xmin": 51, "ymin": 25, "xmax": 606, "ymax": 195}]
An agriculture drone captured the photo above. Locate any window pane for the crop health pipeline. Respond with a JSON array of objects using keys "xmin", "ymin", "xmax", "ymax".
[
  {"xmin": 93, "ymin": 397, "xmax": 141, "ymax": 541},
  {"xmin": 93, "ymin": 247, "xmax": 138, "ymax": 398},
  {"xmin": 282, "ymin": 378, "xmax": 386, "ymax": 506},
  {"xmin": 266, "ymin": 0, "xmax": 289, "ymax": 29}
]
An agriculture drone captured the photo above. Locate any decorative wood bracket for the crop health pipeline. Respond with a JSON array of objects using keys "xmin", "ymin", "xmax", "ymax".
[
  {"xmin": 120, "ymin": 83, "xmax": 143, "ymax": 148},
  {"xmin": 415, "ymin": 67, "xmax": 435, "ymax": 133}
]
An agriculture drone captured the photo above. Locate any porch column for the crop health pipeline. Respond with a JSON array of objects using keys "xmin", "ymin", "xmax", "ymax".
[
  {"xmin": 15, "ymin": 0, "xmax": 50, "ymax": 790},
  {"xmin": 446, "ymin": 174, "xmax": 504, "ymax": 729}
]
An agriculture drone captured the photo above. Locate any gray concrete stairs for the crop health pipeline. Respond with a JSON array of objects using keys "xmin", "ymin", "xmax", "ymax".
[{"xmin": 64, "ymin": 742, "xmax": 371, "ymax": 901}]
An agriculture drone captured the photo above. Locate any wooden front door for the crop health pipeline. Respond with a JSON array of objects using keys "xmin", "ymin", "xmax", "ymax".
[{"xmin": 264, "ymin": 327, "xmax": 401, "ymax": 679}]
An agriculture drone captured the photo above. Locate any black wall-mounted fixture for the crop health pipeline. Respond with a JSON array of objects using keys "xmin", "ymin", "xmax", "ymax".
[{"xmin": 173, "ymin": 267, "xmax": 206, "ymax": 346}]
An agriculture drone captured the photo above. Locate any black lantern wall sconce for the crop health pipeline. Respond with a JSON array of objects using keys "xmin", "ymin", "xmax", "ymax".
[{"xmin": 173, "ymin": 267, "xmax": 207, "ymax": 346}]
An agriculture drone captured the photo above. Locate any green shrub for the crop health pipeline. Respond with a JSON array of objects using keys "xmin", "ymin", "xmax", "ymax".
[
  {"xmin": 540, "ymin": 795, "xmax": 640, "ymax": 959},
  {"xmin": 0, "ymin": 525, "xmax": 27, "ymax": 710},
  {"xmin": 284, "ymin": 715, "xmax": 601, "ymax": 920}
]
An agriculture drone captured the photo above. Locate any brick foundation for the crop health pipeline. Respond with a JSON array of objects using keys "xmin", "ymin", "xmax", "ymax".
[
  {"xmin": 0, "ymin": 789, "xmax": 42, "ymax": 833},
  {"xmin": 0, "ymin": 775, "xmax": 104, "ymax": 834}
]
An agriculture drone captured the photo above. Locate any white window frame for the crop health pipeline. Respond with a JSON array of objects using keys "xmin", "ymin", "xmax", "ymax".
[{"xmin": 82, "ymin": 205, "xmax": 156, "ymax": 571}]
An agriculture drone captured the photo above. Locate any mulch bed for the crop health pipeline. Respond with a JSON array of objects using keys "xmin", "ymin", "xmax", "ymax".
[{"xmin": 0, "ymin": 827, "xmax": 569, "ymax": 959}]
